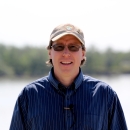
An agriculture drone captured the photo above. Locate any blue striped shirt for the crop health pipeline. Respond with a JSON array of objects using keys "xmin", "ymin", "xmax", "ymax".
[{"xmin": 10, "ymin": 68, "xmax": 128, "ymax": 130}]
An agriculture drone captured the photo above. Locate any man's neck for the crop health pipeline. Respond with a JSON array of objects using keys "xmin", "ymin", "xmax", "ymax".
[{"xmin": 52, "ymin": 67, "xmax": 80, "ymax": 87}]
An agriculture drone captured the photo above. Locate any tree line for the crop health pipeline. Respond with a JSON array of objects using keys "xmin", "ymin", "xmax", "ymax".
[{"xmin": 0, "ymin": 44, "xmax": 130, "ymax": 78}]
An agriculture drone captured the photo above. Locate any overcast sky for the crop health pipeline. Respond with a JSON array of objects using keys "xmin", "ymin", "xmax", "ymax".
[{"xmin": 0, "ymin": 0, "xmax": 130, "ymax": 51}]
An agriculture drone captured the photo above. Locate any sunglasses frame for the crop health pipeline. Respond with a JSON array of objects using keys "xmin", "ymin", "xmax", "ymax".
[{"xmin": 51, "ymin": 44, "xmax": 83, "ymax": 52}]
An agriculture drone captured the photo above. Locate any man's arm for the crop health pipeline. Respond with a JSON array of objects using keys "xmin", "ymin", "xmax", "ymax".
[
  {"xmin": 10, "ymin": 90, "xmax": 27, "ymax": 130},
  {"xmin": 108, "ymin": 92, "xmax": 128, "ymax": 130}
]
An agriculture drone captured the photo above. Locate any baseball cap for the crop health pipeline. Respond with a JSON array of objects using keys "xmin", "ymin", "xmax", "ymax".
[{"xmin": 48, "ymin": 23, "xmax": 85, "ymax": 48}]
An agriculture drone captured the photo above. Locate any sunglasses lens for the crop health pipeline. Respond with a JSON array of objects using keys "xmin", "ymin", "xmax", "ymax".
[
  {"xmin": 52, "ymin": 44, "xmax": 81, "ymax": 52},
  {"xmin": 68, "ymin": 45, "xmax": 80, "ymax": 51},
  {"xmin": 53, "ymin": 44, "xmax": 64, "ymax": 51}
]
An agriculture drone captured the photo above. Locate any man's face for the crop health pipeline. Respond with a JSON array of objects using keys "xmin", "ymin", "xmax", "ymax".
[{"xmin": 49, "ymin": 34, "xmax": 85, "ymax": 78}]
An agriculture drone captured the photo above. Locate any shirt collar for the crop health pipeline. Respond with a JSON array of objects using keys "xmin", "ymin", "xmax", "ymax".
[{"xmin": 48, "ymin": 67, "xmax": 83, "ymax": 90}]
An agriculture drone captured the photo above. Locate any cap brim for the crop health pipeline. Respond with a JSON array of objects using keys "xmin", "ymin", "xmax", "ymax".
[{"xmin": 51, "ymin": 32, "xmax": 84, "ymax": 45}]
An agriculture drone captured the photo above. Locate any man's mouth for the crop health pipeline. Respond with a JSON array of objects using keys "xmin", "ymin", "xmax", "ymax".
[{"xmin": 60, "ymin": 61, "xmax": 72, "ymax": 65}]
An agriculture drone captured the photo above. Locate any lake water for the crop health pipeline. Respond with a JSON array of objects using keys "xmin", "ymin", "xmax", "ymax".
[{"xmin": 0, "ymin": 75, "xmax": 130, "ymax": 130}]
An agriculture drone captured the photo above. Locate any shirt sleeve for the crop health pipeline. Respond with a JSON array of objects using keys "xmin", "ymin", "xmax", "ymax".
[
  {"xmin": 108, "ymin": 92, "xmax": 128, "ymax": 130},
  {"xmin": 9, "ymin": 89, "xmax": 28, "ymax": 130}
]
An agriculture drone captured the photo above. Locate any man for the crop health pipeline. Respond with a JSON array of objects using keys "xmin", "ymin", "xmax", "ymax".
[{"xmin": 10, "ymin": 23, "xmax": 128, "ymax": 130}]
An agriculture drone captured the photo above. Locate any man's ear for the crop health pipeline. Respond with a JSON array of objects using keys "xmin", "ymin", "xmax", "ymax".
[
  {"xmin": 48, "ymin": 50, "xmax": 51, "ymax": 59},
  {"xmin": 82, "ymin": 51, "xmax": 86, "ymax": 60}
]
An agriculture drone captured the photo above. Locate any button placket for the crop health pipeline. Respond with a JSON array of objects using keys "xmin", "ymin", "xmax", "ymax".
[{"xmin": 64, "ymin": 89, "xmax": 74, "ymax": 129}]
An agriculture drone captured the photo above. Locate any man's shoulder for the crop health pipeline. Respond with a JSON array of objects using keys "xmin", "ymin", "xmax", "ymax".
[
  {"xmin": 82, "ymin": 75, "xmax": 116, "ymax": 100},
  {"xmin": 22, "ymin": 76, "xmax": 50, "ymax": 92},
  {"xmin": 82, "ymin": 75, "xmax": 114, "ymax": 92},
  {"xmin": 83, "ymin": 75, "xmax": 105, "ymax": 84}
]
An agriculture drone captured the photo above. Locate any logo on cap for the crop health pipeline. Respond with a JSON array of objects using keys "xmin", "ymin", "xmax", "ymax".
[{"xmin": 66, "ymin": 26, "xmax": 73, "ymax": 31}]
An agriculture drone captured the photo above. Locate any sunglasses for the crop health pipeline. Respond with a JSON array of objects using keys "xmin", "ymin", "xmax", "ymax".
[{"xmin": 51, "ymin": 44, "xmax": 82, "ymax": 52}]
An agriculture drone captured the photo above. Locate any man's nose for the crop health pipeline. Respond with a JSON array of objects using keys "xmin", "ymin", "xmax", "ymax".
[{"xmin": 62, "ymin": 46, "xmax": 70, "ymax": 57}]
